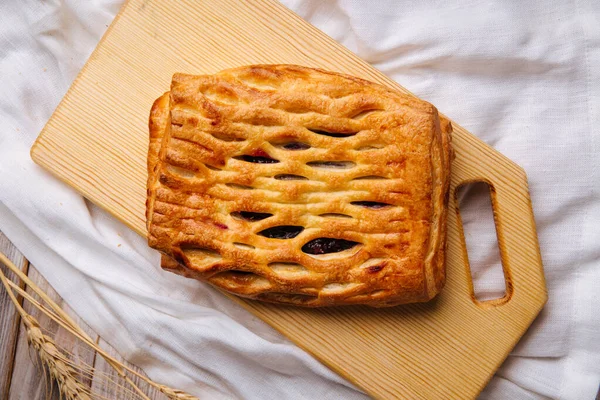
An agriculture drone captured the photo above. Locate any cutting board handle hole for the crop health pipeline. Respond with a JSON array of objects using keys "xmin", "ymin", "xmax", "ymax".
[{"xmin": 456, "ymin": 181, "xmax": 510, "ymax": 305}]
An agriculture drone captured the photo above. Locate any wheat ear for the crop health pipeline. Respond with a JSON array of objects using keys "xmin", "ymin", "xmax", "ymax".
[{"xmin": 0, "ymin": 251, "xmax": 199, "ymax": 400}]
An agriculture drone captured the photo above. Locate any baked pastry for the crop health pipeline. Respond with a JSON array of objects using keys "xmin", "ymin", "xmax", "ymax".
[{"xmin": 146, "ymin": 64, "xmax": 452, "ymax": 307}]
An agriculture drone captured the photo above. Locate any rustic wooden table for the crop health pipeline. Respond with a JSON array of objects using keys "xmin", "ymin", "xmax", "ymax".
[{"xmin": 0, "ymin": 231, "xmax": 165, "ymax": 399}]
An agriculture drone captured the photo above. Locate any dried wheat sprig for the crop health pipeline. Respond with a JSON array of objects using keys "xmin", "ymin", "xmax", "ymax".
[
  {"xmin": 0, "ymin": 251, "xmax": 199, "ymax": 400},
  {"xmin": 24, "ymin": 314, "xmax": 94, "ymax": 400},
  {"xmin": 0, "ymin": 261, "xmax": 92, "ymax": 399},
  {"xmin": 4, "ymin": 288, "xmax": 142, "ymax": 400},
  {"xmin": 5, "ymin": 275, "xmax": 197, "ymax": 400}
]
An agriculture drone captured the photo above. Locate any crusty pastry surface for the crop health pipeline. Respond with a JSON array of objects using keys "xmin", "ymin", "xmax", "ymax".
[{"xmin": 147, "ymin": 64, "xmax": 452, "ymax": 307}]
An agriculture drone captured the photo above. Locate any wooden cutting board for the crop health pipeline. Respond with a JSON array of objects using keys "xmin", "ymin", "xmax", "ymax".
[{"xmin": 30, "ymin": 0, "xmax": 547, "ymax": 398}]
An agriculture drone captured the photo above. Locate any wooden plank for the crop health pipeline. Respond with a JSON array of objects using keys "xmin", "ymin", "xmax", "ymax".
[
  {"xmin": 8, "ymin": 266, "xmax": 99, "ymax": 400},
  {"xmin": 91, "ymin": 338, "xmax": 166, "ymax": 400},
  {"xmin": 0, "ymin": 232, "xmax": 28, "ymax": 399},
  {"xmin": 29, "ymin": 0, "xmax": 547, "ymax": 398}
]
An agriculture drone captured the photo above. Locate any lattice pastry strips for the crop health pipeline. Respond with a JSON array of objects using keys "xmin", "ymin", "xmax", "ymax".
[{"xmin": 147, "ymin": 65, "xmax": 452, "ymax": 307}]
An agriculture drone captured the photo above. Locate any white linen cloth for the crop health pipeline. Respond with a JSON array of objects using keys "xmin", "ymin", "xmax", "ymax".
[{"xmin": 1, "ymin": 0, "xmax": 599, "ymax": 398}]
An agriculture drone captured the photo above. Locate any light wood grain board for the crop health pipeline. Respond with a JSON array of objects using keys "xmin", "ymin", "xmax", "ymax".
[{"xmin": 30, "ymin": 0, "xmax": 547, "ymax": 398}]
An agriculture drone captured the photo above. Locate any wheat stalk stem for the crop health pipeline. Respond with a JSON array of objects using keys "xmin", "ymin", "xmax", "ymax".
[
  {"xmin": 0, "ymin": 256, "xmax": 92, "ymax": 399},
  {"xmin": 0, "ymin": 251, "xmax": 199, "ymax": 400},
  {"xmin": 0, "ymin": 252, "xmax": 153, "ymax": 399},
  {"xmin": 0, "ymin": 252, "xmax": 89, "ymax": 338},
  {"xmin": 6, "ymin": 279, "xmax": 192, "ymax": 399}
]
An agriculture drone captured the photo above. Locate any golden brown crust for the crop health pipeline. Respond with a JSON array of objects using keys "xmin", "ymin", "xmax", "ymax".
[{"xmin": 146, "ymin": 64, "xmax": 452, "ymax": 307}]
